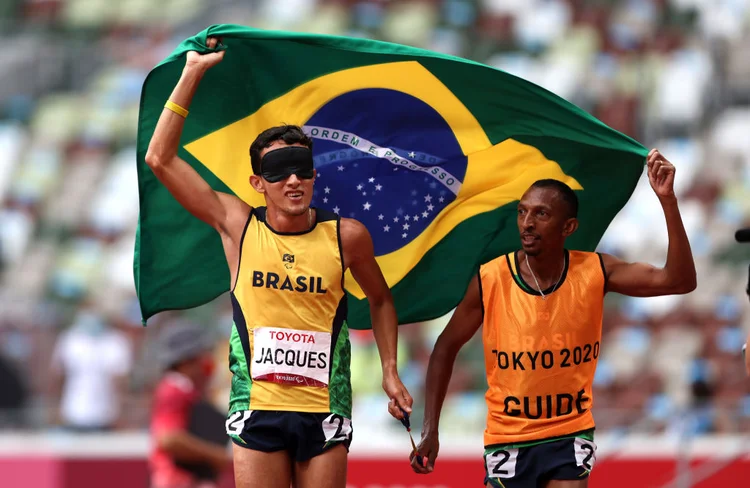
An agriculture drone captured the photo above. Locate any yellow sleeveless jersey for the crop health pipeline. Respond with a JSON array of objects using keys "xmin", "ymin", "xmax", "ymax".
[
  {"xmin": 479, "ymin": 250, "xmax": 605, "ymax": 445},
  {"xmin": 227, "ymin": 207, "xmax": 351, "ymax": 417}
]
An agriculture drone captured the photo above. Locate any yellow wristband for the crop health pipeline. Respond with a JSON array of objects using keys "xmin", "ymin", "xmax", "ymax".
[{"xmin": 164, "ymin": 100, "xmax": 189, "ymax": 118}]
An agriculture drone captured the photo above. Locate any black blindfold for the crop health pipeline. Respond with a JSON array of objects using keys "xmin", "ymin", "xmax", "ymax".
[{"xmin": 260, "ymin": 146, "xmax": 315, "ymax": 183}]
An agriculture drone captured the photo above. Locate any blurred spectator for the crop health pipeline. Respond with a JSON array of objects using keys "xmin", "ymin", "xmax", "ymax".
[
  {"xmin": 0, "ymin": 351, "xmax": 28, "ymax": 428},
  {"xmin": 150, "ymin": 322, "xmax": 230, "ymax": 488},
  {"xmin": 684, "ymin": 351, "xmax": 718, "ymax": 435},
  {"xmin": 49, "ymin": 308, "xmax": 132, "ymax": 431}
]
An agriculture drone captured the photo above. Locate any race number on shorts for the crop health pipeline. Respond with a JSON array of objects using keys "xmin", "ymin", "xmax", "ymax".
[
  {"xmin": 251, "ymin": 327, "xmax": 332, "ymax": 387},
  {"xmin": 322, "ymin": 413, "xmax": 353, "ymax": 443},
  {"xmin": 574, "ymin": 438, "xmax": 597, "ymax": 471},
  {"xmin": 486, "ymin": 448, "xmax": 519, "ymax": 479}
]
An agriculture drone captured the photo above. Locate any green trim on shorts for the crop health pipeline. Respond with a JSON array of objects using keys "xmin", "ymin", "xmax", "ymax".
[
  {"xmin": 328, "ymin": 322, "xmax": 352, "ymax": 419},
  {"xmin": 228, "ymin": 322, "xmax": 251, "ymax": 414},
  {"xmin": 484, "ymin": 428, "xmax": 595, "ymax": 453},
  {"xmin": 229, "ymin": 433, "xmax": 245, "ymax": 445}
]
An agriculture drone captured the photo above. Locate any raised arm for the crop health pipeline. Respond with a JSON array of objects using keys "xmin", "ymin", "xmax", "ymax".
[
  {"xmin": 411, "ymin": 274, "xmax": 483, "ymax": 474},
  {"xmin": 144, "ymin": 37, "xmax": 248, "ymax": 236},
  {"xmin": 602, "ymin": 149, "xmax": 697, "ymax": 297},
  {"xmin": 340, "ymin": 218, "xmax": 413, "ymax": 419}
]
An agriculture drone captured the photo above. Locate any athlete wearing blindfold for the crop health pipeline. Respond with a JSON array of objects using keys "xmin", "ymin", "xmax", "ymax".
[{"xmin": 145, "ymin": 37, "xmax": 413, "ymax": 488}]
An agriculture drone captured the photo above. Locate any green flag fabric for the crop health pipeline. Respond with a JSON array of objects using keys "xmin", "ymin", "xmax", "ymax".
[{"xmin": 135, "ymin": 24, "xmax": 647, "ymax": 328}]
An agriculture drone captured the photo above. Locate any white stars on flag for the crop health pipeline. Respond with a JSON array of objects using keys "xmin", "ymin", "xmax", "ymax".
[
  {"xmin": 408, "ymin": 151, "xmax": 416, "ymax": 158},
  {"xmin": 312, "ymin": 163, "xmax": 455, "ymax": 252}
]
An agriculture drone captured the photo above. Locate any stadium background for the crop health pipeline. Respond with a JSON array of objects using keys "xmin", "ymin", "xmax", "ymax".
[{"xmin": 0, "ymin": 0, "xmax": 749, "ymax": 487}]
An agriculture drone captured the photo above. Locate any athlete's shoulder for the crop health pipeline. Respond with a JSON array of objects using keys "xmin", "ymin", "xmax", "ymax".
[
  {"xmin": 568, "ymin": 249, "xmax": 598, "ymax": 259},
  {"xmin": 568, "ymin": 250, "xmax": 606, "ymax": 270},
  {"xmin": 479, "ymin": 251, "xmax": 514, "ymax": 277},
  {"xmin": 482, "ymin": 250, "xmax": 515, "ymax": 268},
  {"xmin": 338, "ymin": 217, "xmax": 368, "ymax": 239},
  {"xmin": 567, "ymin": 250, "xmax": 607, "ymax": 290},
  {"xmin": 338, "ymin": 218, "xmax": 374, "ymax": 265}
]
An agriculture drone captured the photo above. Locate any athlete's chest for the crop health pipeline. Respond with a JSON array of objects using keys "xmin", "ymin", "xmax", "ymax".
[
  {"xmin": 240, "ymin": 224, "xmax": 342, "ymax": 297},
  {"xmin": 485, "ymin": 275, "xmax": 603, "ymax": 349}
]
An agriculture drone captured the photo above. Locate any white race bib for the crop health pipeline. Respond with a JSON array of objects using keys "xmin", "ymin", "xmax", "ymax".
[{"xmin": 251, "ymin": 327, "xmax": 332, "ymax": 387}]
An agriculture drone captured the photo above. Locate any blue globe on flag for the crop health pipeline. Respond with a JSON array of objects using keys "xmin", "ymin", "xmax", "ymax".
[{"xmin": 307, "ymin": 88, "xmax": 469, "ymax": 256}]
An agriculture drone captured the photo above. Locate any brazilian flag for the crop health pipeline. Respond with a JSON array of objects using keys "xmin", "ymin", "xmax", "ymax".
[{"xmin": 134, "ymin": 24, "xmax": 646, "ymax": 328}]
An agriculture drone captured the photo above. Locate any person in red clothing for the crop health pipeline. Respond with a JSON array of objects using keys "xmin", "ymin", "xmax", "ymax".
[{"xmin": 150, "ymin": 323, "xmax": 231, "ymax": 488}]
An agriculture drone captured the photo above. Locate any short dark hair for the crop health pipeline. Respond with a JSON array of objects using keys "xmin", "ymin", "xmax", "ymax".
[
  {"xmin": 249, "ymin": 125, "xmax": 314, "ymax": 175},
  {"xmin": 529, "ymin": 179, "xmax": 578, "ymax": 218}
]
